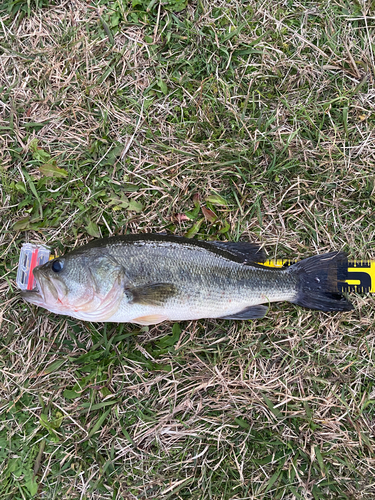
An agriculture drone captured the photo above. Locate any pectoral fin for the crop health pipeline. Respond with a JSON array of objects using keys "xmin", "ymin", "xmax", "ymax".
[
  {"xmin": 127, "ymin": 283, "xmax": 177, "ymax": 306},
  {"xmin": 219, "ymin": 305, "xmax": 268, "ymax": 320}
]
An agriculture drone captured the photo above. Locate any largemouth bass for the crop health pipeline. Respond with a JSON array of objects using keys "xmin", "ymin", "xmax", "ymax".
[{"xmin": 21, "ymin": 234, "xmax": 353, "ymax": 324}]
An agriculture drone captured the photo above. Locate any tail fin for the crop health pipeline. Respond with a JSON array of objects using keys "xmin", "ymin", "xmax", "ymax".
[{"xmin": 290, "ymin": 252, "xmax": 353, "ymax": 312}]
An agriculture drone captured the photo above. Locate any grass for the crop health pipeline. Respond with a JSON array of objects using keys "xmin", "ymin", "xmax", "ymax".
[{"xmin": 1, "ymin": 0, "xmax": 375, "ymax": 498}]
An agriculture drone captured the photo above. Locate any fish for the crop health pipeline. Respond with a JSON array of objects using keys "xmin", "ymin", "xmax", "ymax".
[{"xmin": 21, "ymin": 234, "xmax": 353, "ymax": 325}]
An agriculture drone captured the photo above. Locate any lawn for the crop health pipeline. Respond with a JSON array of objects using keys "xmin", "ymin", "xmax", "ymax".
[{"xmin": 0, "ymin": 0, "xmax": 375, "ymax": 498}]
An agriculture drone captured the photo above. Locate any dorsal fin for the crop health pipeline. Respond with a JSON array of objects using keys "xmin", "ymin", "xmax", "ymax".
[
  {"xmin": 68, "ymin": 234, "xmax": 267, "ymax": 264},
  {"xmin": 208, "ymin": 241, "xmax": 266, "ymax": 264}
]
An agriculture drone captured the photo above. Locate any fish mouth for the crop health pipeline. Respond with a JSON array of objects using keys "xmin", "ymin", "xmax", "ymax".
[
  {"xmin": 20, "ymin": 275, "xmax": 45, "ymax": 306},
  {"xmin": 20, "ymin": 269, "xmax": 59, "ymax": 307},
  {"xmin": 20, "ymin": 288, "xmax": 46, "ymax": 307}
]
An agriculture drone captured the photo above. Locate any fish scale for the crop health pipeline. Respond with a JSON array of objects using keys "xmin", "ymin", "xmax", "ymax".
[{"xmin": 106, "ymin": 240, "xmax": 296, "ymax": 322}]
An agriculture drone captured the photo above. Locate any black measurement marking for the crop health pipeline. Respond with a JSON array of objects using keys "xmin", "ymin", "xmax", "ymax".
[
  {"xmin": 338, "ymin": 271, "xmax": 372, "ymax": 294},
  {"xmin": 282, "ymin": 260, "xmax": 293, "ymax": 268},
  {"xmin": 347, "ymin": 260, "xmax": 371, "ymax": 268}
]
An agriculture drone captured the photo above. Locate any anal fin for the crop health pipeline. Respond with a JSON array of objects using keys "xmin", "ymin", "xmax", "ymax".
[{"xmin": 219, "ymin": 304, "xmax": 268, "ymax": 320}]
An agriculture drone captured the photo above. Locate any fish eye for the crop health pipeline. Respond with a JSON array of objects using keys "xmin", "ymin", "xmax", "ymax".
[{"xmin": 51, "ymin": 260, "xmax": 63, "ymax": 273}]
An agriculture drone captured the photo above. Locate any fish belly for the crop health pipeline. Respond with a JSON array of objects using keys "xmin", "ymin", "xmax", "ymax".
[{"xmin": 107, "ymin": 280, "xmax": 297, "ymax": 324}]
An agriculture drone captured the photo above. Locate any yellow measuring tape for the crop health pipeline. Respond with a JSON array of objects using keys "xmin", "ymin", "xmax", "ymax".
[{"xmin": 263, "ymin": 260, "xmax": 374, "ymax": 294}]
